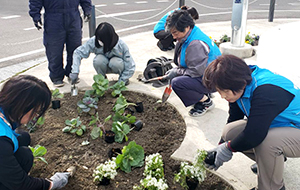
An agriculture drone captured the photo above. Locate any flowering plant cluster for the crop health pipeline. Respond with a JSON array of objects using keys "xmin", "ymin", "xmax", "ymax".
[
  {"xmin": 174, "ymin": 149, "xmax": 207, "ymax": 189},
  {"xmin": 133, "ymin": 153, "xmax": 168, "ymax": 190},
  {"xmin": 211, "ymin": 32, "xmax": 259, "ymax": 47},
  {"xmin": 93, "ymin": 158, "xmax": 118, "ymax": 183}
]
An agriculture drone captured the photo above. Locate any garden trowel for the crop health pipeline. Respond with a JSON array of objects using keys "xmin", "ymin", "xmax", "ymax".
[
  {"xmin": 71, "ymin": 84, "xmax": 78, "ymax": 96},
  {"xmin": 162, "ymin": 83, "xmax": 172, "ymax": 103}
]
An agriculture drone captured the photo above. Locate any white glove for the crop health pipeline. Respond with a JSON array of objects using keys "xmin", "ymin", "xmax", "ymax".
[{"xmin": 50, "ymin": 172, "xmax": 70, "ymax": 189}]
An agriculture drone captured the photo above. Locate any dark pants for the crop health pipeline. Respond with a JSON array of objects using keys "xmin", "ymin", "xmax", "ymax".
[
  {"xmin": 0, "ymin": 131, "xmax": 33, "ymax": 190},
  {"xmin": 154, "ymin": 30, "xmax": 174, "ymax": 49},
  {"xmin": 44, "ymin": 13, "xmax": 82, "ymax": 82},
  {"xmin": 171, "ymin": 76, "xmax": 211, "ymax": 107}
]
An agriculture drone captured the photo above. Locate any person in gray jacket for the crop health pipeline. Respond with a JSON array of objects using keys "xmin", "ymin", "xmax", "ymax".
[
  {"xmin": 164, "ymin": 10, "xmax": 221, "ymax": 116},
  {"xmin": 69, "ymin": 22, "xmax": 135, "ymax": 85}
]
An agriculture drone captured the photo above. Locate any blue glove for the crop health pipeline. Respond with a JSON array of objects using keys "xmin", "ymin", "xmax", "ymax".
[
  {"xmin": 34, "ymin": 19, "xmax": 42, "ymax": 30},
  {"xmin": 206, "ymin": 142, "xmax": 233, "ymax": 171},
  {"xmin": 50, "ymin": 172, "xmax": 70, "ymax": 189},
  {"xmin": 69, "ymin": 73, "xmax": 79, "ymax": 84},
  {"xmin": 165, "ymin": 68, "xmax": 178, "ymax": 80},
  {"xmin": 84, "ymin": 14, "xmax": 91, "ymax": 22}
]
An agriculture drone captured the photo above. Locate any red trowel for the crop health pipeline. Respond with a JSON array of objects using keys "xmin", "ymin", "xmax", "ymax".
[{"xmin": 162, "ymin": 83, "xmax": 172, "ymax": 103}]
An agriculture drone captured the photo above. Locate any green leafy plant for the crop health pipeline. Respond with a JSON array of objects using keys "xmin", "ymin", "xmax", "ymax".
[
  {"xmin": 109, "ymin": 81, "xmax": 127, "ymax": 97},
  {"xmin": 89, "ymin": 112, "xmax": 112, "ymax": 140},
  {"xmin": 51, "ymin": 88, "xmax": 64, "ymax": 100},
  {"xmin": 29, "ymin": 145, "xmax": 48, "ymax": 165},
  {"xmin": 219, "ymin": 34, "xmax": 231, "ymax": 43},
  {"xmin": 77, "ymin": 96, "xmax": 98, "ymax": 115},
  {"xmin": 62, "ymin": 117, "xmax": 87, "ymax": 136},
  {"xmin": 174, "ymin": 150, "xmax": 207, "ymax": 189},
  {"xmin": 111, "ymin": 121, "xmax": 130, "ymax": 143},
  {"xmin": 113, "ymin": 94, "xmax": 136, "ymax": 115},
  {"xmin": 93, "ymin": 158, "xmax": 118, "ymax": 183},
  {"xmin": 26, "ymin": 116, "xmax": 45, "ymax": 133},
  {"xmin": 115, "ymin": 141, "xmax": 144, "ymax": 173},
  {"xmin": 133, "ymin": 153, "xmax": 168, "ymax": 190},
  {"xmin": 92, "ymin": 74, "xmax": 109, "ymax": 97},
  {"xmin": 112, "ymin": 111, "xmax": 136, "ymax": 124}
]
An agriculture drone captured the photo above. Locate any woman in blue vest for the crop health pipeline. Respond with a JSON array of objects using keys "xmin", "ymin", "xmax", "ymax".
[
  {"xmin": 0, "ymin": 75, "xmax": 70, "ymax": 190},
  {"xmin": 153, "ymin": 6, "xmax": 199, "ymax": 51},
  {"xmin": 203, "ymin": 55, "xmax": 300, "ymax": 190},
  {"xmin": 164, "ymin": 10, "xmax": 221, "ymax": 116}
]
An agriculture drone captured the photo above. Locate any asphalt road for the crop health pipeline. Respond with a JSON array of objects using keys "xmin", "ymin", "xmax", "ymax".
[{"xmin": 0, "ymin": 0, "xmax": 299, "ymax": 68}]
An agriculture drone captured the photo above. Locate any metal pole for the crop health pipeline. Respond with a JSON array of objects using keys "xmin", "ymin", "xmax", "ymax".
[
  {"xmin": 268, "ymin": 0, "xmax": 276, "ymax": 22},
  {"xmin": 231, "ymin": 0, "xmax": 249, "ymax": 47},
  {"xmin": 89, "ymin": 5, "xmax": 96, "ymax": 38},
  {"xmin": 179, "ymin": 0, "xmax": 185, "ymax": 8}
]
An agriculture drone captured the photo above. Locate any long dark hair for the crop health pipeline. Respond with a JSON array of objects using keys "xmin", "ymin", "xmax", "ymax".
[
  {"xmin": 0, "ymin": 75, "xmax": 51, "ymax": 125},
  {"xmin": 94, "ymin": 22, "xmax": 119, "ymax": 53},
  {"xmin": 203, "ymin": 55, "xmax": 253, "ymax": 93}
]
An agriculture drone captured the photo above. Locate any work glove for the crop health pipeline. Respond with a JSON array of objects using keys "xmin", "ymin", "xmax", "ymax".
[
  {"xmin": 50, "ymin": 172, "xmax": 70, "ymax": 189},
  {"xmin": 69, "ymin": 73, "xmax": 79, "ymax": 85},
  {"xmin": 205, "ymin": 142, "xmax": 233, "ymax": 171},
  {"xmin": 165, "ymin": 68, "xmax": 178, "ymax": 80},
  {"xmin": 84, "ymin": 14, "xmax": 91, "ymax": 22},
  {"xmin": 34, "ymin": 19, "xmax": 42, "ymax": 30}
]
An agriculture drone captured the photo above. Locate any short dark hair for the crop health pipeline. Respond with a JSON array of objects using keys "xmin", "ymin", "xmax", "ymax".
[
  {"xmin": 165, "ymin": 10, "xmax": 195, "ymax": 32},
  {"xmin": 95, "ymin": 22, "xmax": 119, "ymax": 53},
  {"xmin": 203, "ymin": 55, "xmax": 253, "ymax": 93},
  {"xmin": 187, "ymin": 7, "xmax": 199, "ymax": 20},
  {"xmin": 0, "ymin": 75, "xmax": 51, "ymax": 125}
]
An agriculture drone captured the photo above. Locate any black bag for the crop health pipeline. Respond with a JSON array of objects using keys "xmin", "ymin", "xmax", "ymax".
[{"xmin": 142, "ymin": 56, "xmax": 173, "ymax": 87}]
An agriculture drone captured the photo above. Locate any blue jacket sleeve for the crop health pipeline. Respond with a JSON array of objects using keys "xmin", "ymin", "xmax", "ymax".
[
  {"xmin": 28, "ymin": 0, "xmax": 43, "ymax": 22},
  {"xmin": 80, "ymin": 0, "xmax": 92, "ymax": 15}
]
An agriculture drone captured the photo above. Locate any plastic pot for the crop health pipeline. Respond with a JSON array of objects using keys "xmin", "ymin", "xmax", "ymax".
[
  {"xmin": 99, "ymin": 177, "xmax": 110, "ymax": 186},
  {"xmin": 204, "ymin": 151, "xmax": 217, "ymax": 165},
  {"xmin": 186, "ymin": 177, "xmax": 199, "ymax": 190},
  {"xmin": 105, "ymin": 130, "xmax": 115, "ymax": 143},
  {"xmin": 134, "ymin": 102, "xmax": 144, "ymax": 113},
  {"xmin": 52, "ymin": 100, "xmax": 61, "ymax": 109},
  {"xmin": 125, "ymin": 107, "xmax": 135, "ymax": 115},
  {"xmin": 131, "ymin": 120, "xmax": 143, "ymax": 131},
  {"xmin": 108, "ymin": 148, "xmax": 122, "ymax": 159}
]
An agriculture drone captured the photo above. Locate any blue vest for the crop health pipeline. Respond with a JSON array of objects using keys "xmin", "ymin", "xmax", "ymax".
[
  {"xmin": 0, "ymin": 108, "xmax": 19, "ymax": 153},
  {"xmin": 153, "ymin": 10, "xmax": 177, "ymax": 34},
  {"xmin": 180, "ymin": 26, "xmax": 221, "ymax": 68},
  {"xmin": 237, "ymin": 65, "xmax": 300, "ymax": 128}
]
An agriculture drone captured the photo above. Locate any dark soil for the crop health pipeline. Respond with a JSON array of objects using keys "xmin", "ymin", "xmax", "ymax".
[{"xmin": 28, "ymin": 90, "xmax": 233, "ymax": 190}]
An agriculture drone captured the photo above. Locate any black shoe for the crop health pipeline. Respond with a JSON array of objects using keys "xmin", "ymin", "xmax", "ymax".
[
  {"xmin": 157, "ymin": 41, "xmax": 168, "ymax": 51},
  {"xmin": 53, "ymin": 80, "xmax": 64, "ymax": 87},
  {"xmin": 250, "ymin": 185, "xmax": 285, "ymax": 190},
  {"xmin": 189, "ymin": 98, "xmax": 215, "ymax": 117}
]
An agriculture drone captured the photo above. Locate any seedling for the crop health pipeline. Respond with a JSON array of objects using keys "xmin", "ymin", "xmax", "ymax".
[
  {"xmin": 113, "ymin": 94, "xmax": 136, "ymax": 115},
  {"xmin": 51, "ymin": 88, "xmax": 64, "ymax": 100},
  {"xmin": 115, "ymin": 141, "xmax": 144, "ymax": 173},
  {"xmin": 111, "ymin": 121, "xmax": 130, "ymax": 143},
  {"xmin": 29, "ymin": 145, "xmax": 48, "ymax": 165},
  {"xmin": 77, "ymin": 96, "xmax": 98, "ymax": 115},
  {"xmin": 26, "ymin": 116, "xmax": 45, "ymax": 133},
  {"xmin": 62, "ymin": 117, "xmax": 87, "ymax": 136},
  {"xmin": 89, "ymin": 112, "xmax": 112, "ymax": 140},
  {"xmin": 92, "ymin": 74, "xmax": 109, "ymax": 97},
  {"xmin": 109, "ymin": 81, "xmax": 127, "ymax": 97}
]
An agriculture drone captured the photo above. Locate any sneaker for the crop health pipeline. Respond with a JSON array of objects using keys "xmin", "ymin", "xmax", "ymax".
[
  {"xmin": 157, "ymin": 41, "xmax": 168, "ymax": 51},
  {"xmin": 53, "ymin": 80, "xmax": 64, "ymax": 87},
  {"xmin": 189, "ymin": 98, "xmax": 215, "ymax": 117}
]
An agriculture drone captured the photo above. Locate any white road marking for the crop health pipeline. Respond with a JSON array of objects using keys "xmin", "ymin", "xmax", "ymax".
[
  {"xmin": 1, "ymin": 15, "xmax": 21, "ymax": 19},
  {"xmin": 259, "ymin": 4, "xmax": 277, "ymax": 6},
  {"xmin": 157, "ymin": 0, "xmax": 169, "ymax": 2},
  {"xmin": 0, "ymin": 49, "xmax": 44, "ymax": 63},
  {"xmin": 114, "ymin": 2, "xmax": 127, "ymax": 5},
  {"xmin": 288, "ymin": 3, "xmax": 300, "ymax": 5},
  {"xmin": 95, "ymin": 4, "xmax": 107, "ymax": 7},
  {"xmin": 96, "ymin": 9, "xmax": 158, "ymax": 18},
  {"xmin": 135, "ymin": 1, "xmax": 148, "ymax": 4},
  {"xmin": 23, "ymin": 27, "xmax": 37, "ymax": 31},
  {"xmin": 116, "ymin": 22, "xmax": 156, "ymax": 33}
]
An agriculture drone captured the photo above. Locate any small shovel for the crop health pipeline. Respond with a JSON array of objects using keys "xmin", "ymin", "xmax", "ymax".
[
  {"xmin": 162, "ymin": 83, "xmax": 172, "ymax": 103},
  {"xmin": 71, "ymin": 84, "xmax": 78, "ymax": 96},
  {"xmin": 141, "ymin": 75, "xmax": 167, "ymax": 83}
]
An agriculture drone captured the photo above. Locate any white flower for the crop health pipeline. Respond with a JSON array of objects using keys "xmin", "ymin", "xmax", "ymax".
[{"xmin": 93, "ymin": 158, "xmax": 118, "ymax": 182}]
